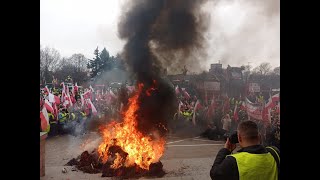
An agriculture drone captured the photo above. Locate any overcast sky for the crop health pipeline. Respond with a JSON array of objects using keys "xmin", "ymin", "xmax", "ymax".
[{"xmin": 41, "ymin": 0, "xmax": 280, "ymax": 69}]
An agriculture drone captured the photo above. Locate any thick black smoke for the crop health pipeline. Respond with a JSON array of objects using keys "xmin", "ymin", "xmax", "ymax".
[{"xmin": 118, "ymin": 0, "xmax": 209, "ymax": 136}]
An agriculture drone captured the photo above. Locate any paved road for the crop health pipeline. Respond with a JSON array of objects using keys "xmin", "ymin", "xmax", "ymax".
[{"xmin": 41, "ymin": 132, "xmax": 226, "ymax": 180}]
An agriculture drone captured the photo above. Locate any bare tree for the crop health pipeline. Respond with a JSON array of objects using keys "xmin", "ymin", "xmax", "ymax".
[
  {"xmin": 273, "ymin": 66, "xmax": 280, "ymax": 75},
  {"xmin": 40, "ymin": 45, "xmax": 61, "ymax": 83},
  {"xmin": 253, "ymin": 62, "xmax": 272, "ymax": 75},
  {"xmin": 68, "ymin": 53, "xmax": 88, "ymax": 72},
  {"xmin": 53, "ymin": 54, "xmax": 89, "ymax": 84}
]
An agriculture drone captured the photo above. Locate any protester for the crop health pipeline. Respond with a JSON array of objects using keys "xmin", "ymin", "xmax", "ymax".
[
  {"xmin": 221, "ymin": 114, "xmax": 231, "ymax": 136},
  {"xmin": 210, "ymin": 120, "xmax": 280, "ymax": 180}
]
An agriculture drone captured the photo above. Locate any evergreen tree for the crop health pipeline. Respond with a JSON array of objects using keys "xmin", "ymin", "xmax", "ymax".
[
  {"xmin": 87, "ymin": 47, "xmax": 101, "ymax": 78},
  {"xmin": 100, "ymin": 47, "xmax": 112, "ymax": 71}
]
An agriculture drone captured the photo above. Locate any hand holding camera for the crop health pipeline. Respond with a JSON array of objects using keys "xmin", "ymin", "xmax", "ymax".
[
  {"xmin": 224, "ymin": 131, "xmax": 238, "ymax": 152},
  {"xmin": 224, "ymin": 138, "xmax": 237, "ymax": 152}
]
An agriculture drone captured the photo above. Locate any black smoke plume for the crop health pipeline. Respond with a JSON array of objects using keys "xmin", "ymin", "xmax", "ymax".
[{"xmin": 118, "ymin": 0, "xmax": 209, "ymax": 136}]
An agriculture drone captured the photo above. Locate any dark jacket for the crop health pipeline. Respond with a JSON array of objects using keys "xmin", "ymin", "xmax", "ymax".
[{"xmin": 210, "ymin": 144, "xmax": 280, "ymax": 180}]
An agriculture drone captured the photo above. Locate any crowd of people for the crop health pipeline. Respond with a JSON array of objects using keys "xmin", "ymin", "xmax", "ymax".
[
  {"xmin": 40, "ymin": 82, "xmax": 133, "ymax": 137},
  {"xmin": 172, "ymin": 85, "xmax": 280, "ymax": 150},
  {"xmin": 40, "ymin": 81, "xmax": 280, "ymax": 150}
]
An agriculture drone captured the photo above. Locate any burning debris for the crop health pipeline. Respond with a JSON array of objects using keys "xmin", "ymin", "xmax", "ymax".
[
  {"xmin": 65, "ymin": 149, "xmax": 165, "ymax": 178},
  {"xmin": 65, "ymin": 85, "xmax": 166, "ymax": 178}
]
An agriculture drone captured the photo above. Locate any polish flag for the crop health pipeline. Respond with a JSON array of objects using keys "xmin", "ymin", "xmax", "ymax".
[
  {"xmin": 175, "ymin": 85, "xmax": 180, "ymax": 95},
  {"xmin": 87, "ymin": 99, "xmax": 98, "ymax": 116},
  {"xmin": 233, "ymin": 104, "xmax": 239, "ymax": 122},
  {"xmin": 53, "ymin": 103, "xmax": 58, "ymax": 118},
  {"xmin": 204, "ymin": 89, "xmax": 208, "ymax": 105},
  {"xmin": 40, "ymin": 96, "xmax": 43, "ymax": 107},
  {"xmin": 265, "ymin": 95, "xmax": 275, "ymax": 109},
  {"xmin": 48, "ymin": 92, "xmax": 55, "ymax": 103},
  {"xmin": 61, "ymin": 82, "xmax": 66, "ymax": 102},
  {"xmin": 66, "ymin": 86, "xmax": 73, "ymax": 107},
  {"xmin": 240, "ymin": 101, "xmax": 246, "ymax": 110},
  {"xmin": 192, "ymin": 100, "xmax": 202, "ymax": 125},
  {"xmin": 206, "ymin": 93, "xmax": 216, "ymax": 118},
  {"xmin": 182, "ymin": 88, "xmax": 191, "ymax": 99},
  {"xmin": 44, "ymin": 99, "xmax": 54, "ymax": 113},
  {"xmin": 44, "ymin": 86, "xmax": 50, "ymax": 94},
  {"xmin": 178, "ymin": 101, "xmax": 183, "ymax": 113},
  {"xmin": 272, "ymin": 93, "xmax": 280, "ymax": 102},
  {"xmin": 83, "ymin": 90, "xmax": 91, "ymax": 100},
  {"xmin": 80, "ymin": 94, "xmax": 84, "ymax": 107},
  {"xmin": 54, "ymin": 95, "xmax": 60, "ymax": 105},
  {"xmin": 109, "ymin": 89, "xmax": 116, "ymax": 98},
  {"xmin": 40, "ymin": 107, "xmax": 49, "ymax": 131},
  {"xmin": 89, "ymin": 85, "xmax": 94, "ymax": 92},
  {"xmin": 74, "ymin": 83, "xmax": 79, "ymax": 93}
]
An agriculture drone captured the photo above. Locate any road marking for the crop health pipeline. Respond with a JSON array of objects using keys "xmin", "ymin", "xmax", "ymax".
[
  {"xmin": 166, "ymin": 136, "xmax": 201, "ymax": 144},
  {"xmin": 167, "ymin": 144, "xmax": 224, "ymax": 147},
  {"xmin": 192, "ymin": 139, "xmax": 216, "ymax": 142},
  {"xmin": 166, "ymin": 139, "xmax": 188, "ymax": 144}
]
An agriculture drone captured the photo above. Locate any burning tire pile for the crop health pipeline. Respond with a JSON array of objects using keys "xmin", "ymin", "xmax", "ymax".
[
  {"xmin": 65, "ymin": 149, "xmax": 165, "ymax": 178},
  {"xmin": 65, "ymin": 83, "xmax": 167, "ymax": 178}
]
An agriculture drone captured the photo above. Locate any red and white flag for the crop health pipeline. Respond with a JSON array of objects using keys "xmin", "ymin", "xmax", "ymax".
[
  {"xmin": 265, "ymin": 95, "xmax": 275, "ymax": 109},
  {"xmin": 44, "ymin": 99, "xmax": 54, "ymax": 113},
  {"xmin": 40, "ymin": 107, "xmax": 49, "ymax": 131},
  {"xmin": 53, "ymin": 103, "xmax": 58, "ymax": 118},
  {"xmin": 178, "ymin": 101, "xmax": 183, "ymax": 113},
  {"xmin": 48, "ymin": 92, "xmax": 55, "ymax": 103},
  {"xmin": 192, "ymin": 100, "xmax": 202, "ymax": 125},
  {"xmin": 89, "ymin": 85, "xmax": 94, "ymax": 93},
  {"xmin": 74, "ymin": 83, "xmax": 79, "ymax": 93},
  {"xmin": 44, "ymin": 86, "xmax": 50, "ymax": 94},
  {"xmin": 87, "ymin": 99, "xmax": 97, "ymax": 116},
  {"xmin": 175, "ymin": 85, "xmax": 180, "ymax": 95},
  {"xmin": 182, "ymin": 88, "xmax": 191, "ymax": 99},
  {"xmin": 272, "ymin": 93, "xmax": 280, "ymax": 102},
  {"xmin": 61, "ymin": 82, "xmax": 66, "ymax": 102},
  {"xmin": 54, "ymin": 95, "xmax": 60, "ymax": 105},
  {"xmin": 109, "ymin": 89, "xmax": 116, "ymax": 99},
  {"xmin": 233, "ymin": 104, "xmax": 239, "ymax": 122},
  {"xmin": 80, "ymin": 94, "xmax": 84, "ymax": 107}
]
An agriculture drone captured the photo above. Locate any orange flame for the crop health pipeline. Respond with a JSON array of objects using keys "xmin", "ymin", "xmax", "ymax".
[{"xmin": 98, "ymin": 83, "xmax": 166, "ymax": 170}]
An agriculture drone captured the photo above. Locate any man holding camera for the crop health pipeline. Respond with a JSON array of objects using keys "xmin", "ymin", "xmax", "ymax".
[{"xmin": 210, "ymin": 120, "xmax": 280, "ymax": 180}]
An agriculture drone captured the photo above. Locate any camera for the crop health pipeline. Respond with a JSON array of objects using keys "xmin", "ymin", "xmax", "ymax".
[{"xmin": 224, "ymin": 131, "xmax": 239, "ymax": 144}]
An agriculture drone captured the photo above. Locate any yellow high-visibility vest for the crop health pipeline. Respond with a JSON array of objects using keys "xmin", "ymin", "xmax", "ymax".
[{"xmin": 228, "ymin": 151, "xmax": 278, "ymax": 180}]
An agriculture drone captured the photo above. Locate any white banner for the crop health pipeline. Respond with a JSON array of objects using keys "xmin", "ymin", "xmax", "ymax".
[{"xmin": 245, "ymin": 98, "xmax": 263, "ymax": 120}]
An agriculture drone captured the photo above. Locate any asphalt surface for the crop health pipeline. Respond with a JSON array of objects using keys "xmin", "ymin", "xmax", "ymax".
[{"xmin": 40, "ymin": 131, "xmax": 227, "ymax": 180}]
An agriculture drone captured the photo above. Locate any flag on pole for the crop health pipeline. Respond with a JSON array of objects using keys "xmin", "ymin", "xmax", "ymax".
[
  {"xmin": 54, "ymin": 95, "xmax": 60, "ymax": 105},
  {"xmin": 48, "ymin": 92, "xmax": 55, "ymax": 103},
  {"xmin": 40, "ymin": 106, "xmax": 49, "ymax": 132},
  {"xmin": 44, "ymin": 99, "xmax": 54, "ymax": 113},
  {"xmin": 272, "ymin": 93, "xmax": 280, "ymax": 102},
  {"xmin": 87, "ymin": 99, "xmax": 98, "ymax": 116},
  {"xmin": 80, "ymin": 94, "xmax": 84, "ymax": 108},
  {"xmin": 89, "ymin": 85, "xmax": 94, "ymax": 92},
  {"xmin": 74, "ymin": 83, "xmax": 79, "ymax": 93},
  {"xmin": 192, "ymin": 100, "xmax": 201, "ymax": 125},
  {"xmin": 233, "ymin": 103, "xmax": 239, "ymax": 122},
  {"xmin": 182, "ymin": 88, "xmax": 191, "ymax": 99},
  {"xmin": 175, "ymin": 85, "xmax": 180, "ymax": 95}
]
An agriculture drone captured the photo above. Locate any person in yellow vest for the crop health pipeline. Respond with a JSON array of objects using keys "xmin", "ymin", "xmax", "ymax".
[
  {"xmin": 48, "ymin": 112, "xmax": 57, "ymax": 136},
  {"xmin": 58, "ymin": 108, "xmax": 67, "ymax": 134},
  {"xmin": 210, "ymin": 120, "xmax": 280, "ymax": 180}
]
